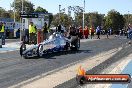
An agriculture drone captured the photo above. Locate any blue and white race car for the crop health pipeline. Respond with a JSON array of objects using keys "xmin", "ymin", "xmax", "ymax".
[{"xmin": 20, "ymin": 32, "xmax": 80, "ymax": 59}]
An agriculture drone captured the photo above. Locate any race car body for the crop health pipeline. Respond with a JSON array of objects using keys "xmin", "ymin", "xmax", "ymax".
[{"xmin": 20, "ymin": 32, "xmax": 80, "ymax": 59}]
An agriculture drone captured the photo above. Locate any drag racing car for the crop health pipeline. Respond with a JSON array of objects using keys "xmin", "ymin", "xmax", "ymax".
[{"xmin": 20, "ymin": 32, "xmax": 80, "ymax": 59}]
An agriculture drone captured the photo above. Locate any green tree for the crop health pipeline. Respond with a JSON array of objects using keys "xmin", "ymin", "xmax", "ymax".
[
  {"xmin": 51, "ymin": 13, "xmax": 59, "ymax": 26},
  {"xmin": 51, "ymin": 13, "xmax": 72, "ymax": 27},
  {"xmin": 0, "ymin": 7, "xmax": 6, "ymax": 17},
  {"xmin": 12, "ymin": 0, "xmax": 34, "ymax": 14},
  {"xmin": 123, "ymin": 14, "xmax": 132, "ymax": 28},
  {"xmin": 75, "ymin": 12, "xmax": 104, "ymax": 28},
  {"xmin": 86, "ymin": 12, "xmax": 104, "ymax": 28},
  {"xmin": 75, "ymin": 13, "xmax": 83, "ymax": 26},
  {"xmin": 48, "ymin": 14, "xmax": 53, "ymax": 28},
  {"xmin": 11, "ymin": 0, "xmax": 34, "ymax": 21},
  {"xmin": 8, "ymin": 10, "xmax": 14, "ymax": 19},
  {"xmin": 1, "ymin": 12, "xmax": 10, "ymax": 18},
  {"xmin": 104, "ymin": 10, "xmax": 125, "ymax": 33},
  {"xmin": 35, "ymin": 6, "xmax": 48, "ymax": 13},
  {"xmin": 0, "ymin": 7, "xmax": 12, "ymax": 18}
]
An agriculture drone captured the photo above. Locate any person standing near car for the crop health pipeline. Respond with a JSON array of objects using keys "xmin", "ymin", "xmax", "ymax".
[
  {"xmin": 109, "ymin": 28, "xmax": 112, "ymax": 35},
  {"xmin": 0, "ymin": 22, "xmax": 5, "ymax": 45},
  {"xmin": 105, "ymin": 28, "xmax": 109, "ymax": 39},
  {"xmin": 43, "ymin": 22, "xmax": 48, "ymax": 40},
  {"xmin": 69, "ymin": 26, "xmax": 77, "ymax": 36},
  {"xmin": 69, "ymin": 26, "xmax": 80, "ymax": 50},
  {"xmin": 29, "ymin": 22, "xmax": 37, "ymax": 44},
  {"xmin": 96, "ymin": 26, "xmax": 101, "ymax": 39},
  {"xmin": 90, "ymin": 27, "xmax": 95, "ymax": 39},
  {"xmin": 84, "ymin": 26, "xmax": 89, "ymax": 39}
]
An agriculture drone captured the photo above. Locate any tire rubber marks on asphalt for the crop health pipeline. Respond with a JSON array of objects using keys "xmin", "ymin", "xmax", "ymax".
[{"xmin": 10, "ymin": 47, "xmax": 122, "ymax": 88}]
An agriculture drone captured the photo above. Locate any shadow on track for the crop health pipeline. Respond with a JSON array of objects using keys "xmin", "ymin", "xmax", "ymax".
[
  {"xmin": 42, "ymin": 50, "xmax": 92, "ymax": 59},
  {"xmin": 24, "ymin": 50, "xmax": 92, "ymax": 59}
]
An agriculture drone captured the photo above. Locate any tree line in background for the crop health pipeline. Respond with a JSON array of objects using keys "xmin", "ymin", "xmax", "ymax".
[
  {"xmin": 0, "ymin": 0, "xmax": 132, "ymax": 32},
  {"xmin": 52, "ymin": 9, "xmax": 132, "ymax": 33}
]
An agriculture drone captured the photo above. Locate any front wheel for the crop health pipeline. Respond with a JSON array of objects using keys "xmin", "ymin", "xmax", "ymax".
[
  {"xmin": 20, "ymin": 43, "xmax": 26, "ymax": 56},
  {"xmin": 37, "ymin": 44, "xmax": 43, "ymax": 57}
]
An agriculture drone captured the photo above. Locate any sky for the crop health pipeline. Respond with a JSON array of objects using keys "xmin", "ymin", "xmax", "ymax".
[{"xmin": 0, "ymin": 0, "xmax": 132, "ymax": 15}]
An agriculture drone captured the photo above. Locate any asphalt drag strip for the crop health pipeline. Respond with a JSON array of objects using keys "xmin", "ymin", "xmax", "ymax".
[
  {"xmin": 55, "ymin": 42, "xmax": 132, "ymax": 88},
  {"xmin": 0, "ymin": 37, "xmax": 130, "ymax": 88},
  {"xmin": 11, "ymin": 45, "xmax": 124, "ymax": 88}
]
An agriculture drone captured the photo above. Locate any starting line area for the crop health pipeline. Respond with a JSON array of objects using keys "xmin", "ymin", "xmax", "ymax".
[{"xmin": 0, "ymin": 39, "xmax": 96, "ymax": 53}]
